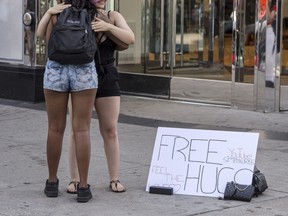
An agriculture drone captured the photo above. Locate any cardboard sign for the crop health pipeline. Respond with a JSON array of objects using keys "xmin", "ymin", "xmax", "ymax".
[{"xmin": 146, "ymin": 127, "xmax": 259, "ymax": 198}]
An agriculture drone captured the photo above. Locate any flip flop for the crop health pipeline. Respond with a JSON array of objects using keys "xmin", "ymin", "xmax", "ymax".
[
  {"xmin": 110, "ymin": 180, "xmax": 126, "ymax": 193},
  {"xmin": 67, "ymin": 181, "xmax": 78, "ymax": 194}
]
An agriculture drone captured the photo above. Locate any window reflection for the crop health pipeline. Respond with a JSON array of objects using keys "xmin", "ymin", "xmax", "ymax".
[{"xmin": 24, "ymin": 0, "xmax": 36, "ymax": 66}]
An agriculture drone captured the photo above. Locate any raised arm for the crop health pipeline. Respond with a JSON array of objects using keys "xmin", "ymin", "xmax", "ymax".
[
  {"xmin": 92, "ymin": 11, "xmax": 135, "ymax": 50},
  {"xmin": 36, "ymin": 3, "xmax": 71, "ymax": 43},
  {"xmin": 267, "ymin": 6, "xmax": 276, "ymax": 25}
]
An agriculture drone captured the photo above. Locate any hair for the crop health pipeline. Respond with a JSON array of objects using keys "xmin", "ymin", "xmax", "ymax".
[
  {"xmin": 64, "ymin": 0, "xmax": 97, "ymax": 19},
  {"xmin": 269, "ymin": 0, "xmax": 277, "ymax": 10}
]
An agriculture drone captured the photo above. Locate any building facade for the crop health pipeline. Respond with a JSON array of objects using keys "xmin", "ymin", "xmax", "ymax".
[{"xmin": 0, "ymin": 0, "xmax": 287, "ymax": 112}]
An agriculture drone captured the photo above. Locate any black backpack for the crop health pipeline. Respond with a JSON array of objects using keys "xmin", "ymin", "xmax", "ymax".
[{"xmin": 48, "ymin": 4, "xmax": 96, "ymax": 65}]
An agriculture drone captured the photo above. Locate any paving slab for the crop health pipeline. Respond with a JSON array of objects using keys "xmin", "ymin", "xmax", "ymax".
[{"xmin": 0, "ymin": 96, "xmax": 287, "ymax": 216}]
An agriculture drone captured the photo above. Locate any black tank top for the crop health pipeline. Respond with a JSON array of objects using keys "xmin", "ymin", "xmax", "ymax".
[
  {"xmin": 95, "ymin": 10, "xmax": 117, "ymax": 66},
  {"xmin": 98, "ymin": 38, "xmax": 116, "ymax": 65}
]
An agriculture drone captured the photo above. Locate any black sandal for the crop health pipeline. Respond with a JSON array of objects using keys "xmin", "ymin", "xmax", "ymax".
[
  {"xmin": 110, "ymin": 180, "xmax": 126, "ymax": 193},
  {"xmin": 67, "ymin": 181, "xmax": 78, "ymax": 194}
]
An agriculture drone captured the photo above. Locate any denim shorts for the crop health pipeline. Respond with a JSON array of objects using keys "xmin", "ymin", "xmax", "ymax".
[{"xmin": 43, "ymin": 59, "xmax": 98, "ymax": 92}]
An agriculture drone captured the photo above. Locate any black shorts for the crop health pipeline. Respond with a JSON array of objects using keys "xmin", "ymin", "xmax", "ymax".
[{"xmin": 96, "ymin": 64, "xmax": 121, "ymax": 98}]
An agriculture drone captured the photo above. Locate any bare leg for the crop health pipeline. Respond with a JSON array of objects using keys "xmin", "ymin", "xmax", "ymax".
[
  {"xmin": 71, "ymin": 89, "xmax": 96, "ymax": 188},
  {"xmin": 67, "ymin": 95, "xmax": 80, "ymax": 193},
  {"xmin": 95, "ymin": 96, "xmax": 125, "ymax": 192},
  {"xmin": 44, "ymin": 90, "xmax": 69, "ymax": 182}
]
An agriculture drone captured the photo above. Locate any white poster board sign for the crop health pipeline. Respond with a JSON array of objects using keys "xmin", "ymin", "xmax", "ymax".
[{"xmin": 146, "ymin": 127, "xmax": 259, "ymax": 198}]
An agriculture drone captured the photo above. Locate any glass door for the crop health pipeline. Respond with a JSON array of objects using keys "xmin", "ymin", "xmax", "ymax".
[
  {"xmin": 175, "ymin": 0, "xmax": 206, "ymax": 68},
  {"xmin": 143, "ymin": 0, "xmax": 171, "ymax": 72},
  {"xmin": 279, "ymin": 0, "xmax": 288, "ymax": 111},
  {"xmin": 143, "ymin": 0, "xmax": 208, "ymax": 74}
]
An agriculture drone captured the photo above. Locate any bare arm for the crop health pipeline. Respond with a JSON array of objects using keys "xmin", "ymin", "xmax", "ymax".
[
  {"xmin": 92, "ymin": 11, "xmax": 135, "ymax": 50},
  {"xmin": 94, "ymin": 12, "xmax": 129, "ymax": 50},
  {"xmin": 266, "ymin": 0, "xmax": 276, "ymax": 25},
  {"xmin": 267, "ymin": 9, "xmax": 276, "ymax": 24},
  {"xmin": 36, "ymin": 3, "xmax": 71, "ymax": 43}
]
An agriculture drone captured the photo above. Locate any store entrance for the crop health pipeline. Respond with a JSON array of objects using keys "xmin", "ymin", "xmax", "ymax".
[
  {"xmin": 140, "ymin": 0, "xmax": 233, "ymax": 105},
  {"xmin": 116, "ymin": 0, "xmax": 259, "ymax": 107},
  {"xmin": 144, "ymin": 0, "xmax": 210, "ymax": 73}
]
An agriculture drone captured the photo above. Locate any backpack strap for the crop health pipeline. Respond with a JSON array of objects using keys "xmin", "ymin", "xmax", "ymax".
[
  {"xmin": 95, "ymin": 38, "xmax": 105, "ymax": 74},
  {"xmin": 107, "ymin": 10, "xmax": 111, "ymax": 19},
  {"xmin": 95, "ymin": 41, "xmax": 101, "ymax": 65}
]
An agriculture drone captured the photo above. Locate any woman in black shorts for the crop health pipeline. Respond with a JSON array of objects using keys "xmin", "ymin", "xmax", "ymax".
[{"xmin": 67, "ymin": 0, "xmax": 135, "ymax": 194}]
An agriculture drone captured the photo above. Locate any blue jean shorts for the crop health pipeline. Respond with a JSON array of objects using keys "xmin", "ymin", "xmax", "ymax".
[{"xmin": 43, "ymin": 59, "xmax": 98, "ymax": 92}]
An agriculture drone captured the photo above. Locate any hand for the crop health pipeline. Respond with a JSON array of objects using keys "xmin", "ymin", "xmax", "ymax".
[
  {"xmin": 97, "ymin": 12, "xmax": 113, "ymax": 24},
  {"xmin": 48, "ymin": 2, "xmax": 71, "ymax": 15},
  {"xmin": 91, "ymin": 17, "xmax": 112, "ymax": 32}
]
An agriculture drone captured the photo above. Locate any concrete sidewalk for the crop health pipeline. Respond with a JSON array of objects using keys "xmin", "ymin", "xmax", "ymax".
[{"xmin": 0, "ymin": 96, "xmax": 287, "ymax": 216}]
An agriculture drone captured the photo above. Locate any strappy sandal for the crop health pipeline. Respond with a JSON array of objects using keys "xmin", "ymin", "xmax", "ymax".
[
  {"xmin": 67, "ymin": 181, "xmax": 78, "ymax": 194},
  {"xmin": 110, "ymin": 180, "xmax": 126, "ymax": 193}
]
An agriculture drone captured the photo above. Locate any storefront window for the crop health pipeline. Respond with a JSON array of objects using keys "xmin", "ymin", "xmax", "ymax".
[{"xmin": 0, "ymin": 0, "xmax": 23, "ymax": 63}]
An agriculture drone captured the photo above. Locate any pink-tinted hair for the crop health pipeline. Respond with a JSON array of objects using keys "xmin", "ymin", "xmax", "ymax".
[{"xmin": 90, "ymin": 0, "xmax": 101, "ymax": 4}]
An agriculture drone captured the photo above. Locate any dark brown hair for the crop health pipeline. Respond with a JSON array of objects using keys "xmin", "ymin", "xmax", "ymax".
[{"xmin": 64, "ymin": 0, "xmax": 97, "ymax": 19}]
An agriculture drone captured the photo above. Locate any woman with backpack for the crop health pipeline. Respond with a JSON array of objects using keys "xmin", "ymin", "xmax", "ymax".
[
  {"xmin": 37, "ymin": 0, "xmax": 98, "ymax": 203},
  {"xmin": 66, "ymin": 0, "xmax": 135, "ymax": 194}
]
